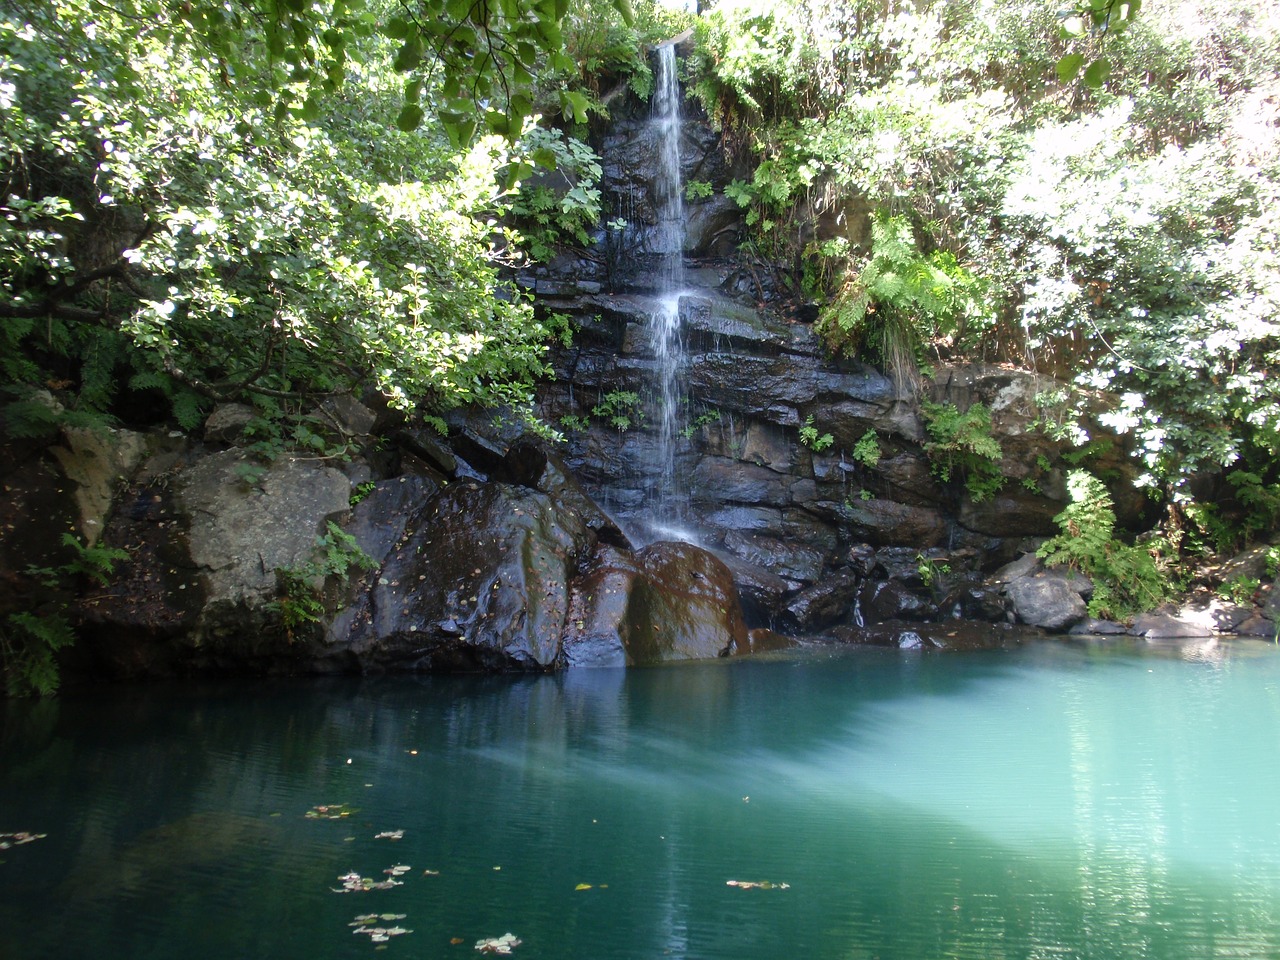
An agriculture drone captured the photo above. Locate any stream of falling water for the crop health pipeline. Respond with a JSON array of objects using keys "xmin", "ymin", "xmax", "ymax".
[{"xmin": 647, "ymin": 42, "xmax": 691, "ymax": 540}]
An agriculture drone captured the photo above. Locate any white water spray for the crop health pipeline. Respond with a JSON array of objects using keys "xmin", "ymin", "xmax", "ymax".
[{"xmin": 647, "ymin": 43, "xmax": 690, "ymax": 536}]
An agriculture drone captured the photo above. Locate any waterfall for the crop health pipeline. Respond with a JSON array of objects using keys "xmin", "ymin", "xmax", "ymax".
[{"xmin": 645, "ymin": 42, "xmax": 691, "ymax": 541}]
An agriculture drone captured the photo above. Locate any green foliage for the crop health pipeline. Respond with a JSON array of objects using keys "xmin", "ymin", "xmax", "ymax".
[
  {"xmin": 591, "ymin": 390, "xmax": 642, "ymax": 432},
  {"xmin": 816, "ymin": 211, "xmax": 988, "ymax": 388},
  {"xmin": 915, "ymin": 553, "xmax": 951, "ymax": 589},
  {"xmin": 508, "ymin": 128, "xmax": 604, "ymax": 261},
  {"xmin": 799, "ymin": 415, "xmax": 834, "ymax": 452},
  {"xmin": 1217, "ymin": 575, "xmax": 1260, "ymax": 605},
  {"xmin": 1038, "ymin": 470, "xmax": 1170, "ymax": 620},
  {"xmin": 58, "ymin": 534, "xmax": 129, "ymax": 587},
  {"xmin": 4, "ymin": 534, "xmax": 129, "ymax": 696},
  {"xmin": 851, "ymin": 430, "xmax": 881, "ymax": 468},
  {"xmin": 1, "ymin": 612, "xmax": 76, "ymax": 697},
  {"xmin": 274, "ymin": 522, "xmax": 378, "ymax": 636},
  {"xmin": 349, "ymin": 481, "xmax": 377, "ymax": 507},
  {"xmin": 685, "ymin": 0, "xmax": 1280, "ymax": 537},
  {"xmin": 684, "ymin": 180, "xmax": 714, "ymax": 202},
  {"xmin": 920, "ymin": 401, "xmax": 1005, "ymax": 503},
  {"xmin": 1, "ymin": 0, "xmax": 629, "ymax": 443},
  {"xmin": 679, "ymin": 407, "xmax": 720, "ymax": 440}
]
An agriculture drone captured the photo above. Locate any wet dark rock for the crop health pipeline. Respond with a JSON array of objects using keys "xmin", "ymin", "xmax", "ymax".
[
  {"xmin": 722, "ymin": 529, "xmax": 829, "ymax": 583},
  {"xmin": 991, "ymin": 552, "xmax": 1044, "ymax": 584},
  {"xmin": 822, "ymin": 621, "xmax": 1033, "ymax": 651},
  {"xmin": 203, "ymin": 403, "xmax": 256, "ymax": 445},
  {"xmin": 784, "ymin": 569, "xmax": 862, "ymax": 631},
  {"xmin": 1233, "ymin": 615, "xmax": 1277, "ymax": 637},
  {"xmin": 731, "ymin": 627, "xmax": 797, "ymax": 655},
  {"xmin": 715, "ymin": 553, "xmax": 800, "ymax": 626},
  {"xmin": 348, "ymin": 481, "xmax": 592, "ymax": 670},
  {"xmin": 836, "ymin": 498, "xmax": 947, "ymax": 548},
  {"xmin": 692, "ymin": 457, "xmax": 792, "ymax": 507},
  {"xmin": 959, "ymin": 490, "xmax": 1060, "ymax": 538},
  {"xmin": 1069, "ymin": 617, "xmax": 1128, "ymax": 635},
  {"xmin": 939, "ymin": 584, "xmax": 1009, "ymax": 622},
  {"xmin": 1130, "ymin": 612, "xmax": 1215, "ymax": 639},
  {"xmin": 396, "ymin": 426, "xmax": 458, "ymax": 476},
  {"xmin": 857, "ymin": 580, "xmax": 937, "ymax": 623},
  {"xmin": 846, "ymin": 544, "xmax": 877, "ymax": 576},
  {"xmin": 563, "ymin": 540, "xmax": 748, "ymax": 665}
]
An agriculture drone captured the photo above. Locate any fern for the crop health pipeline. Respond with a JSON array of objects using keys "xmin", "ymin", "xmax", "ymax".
[
  {"xmin": 816, "ymin": 209, "xmax": 987, "ymax": 388},
  {"xmin": 1, "ymin": 612, "xmax": 76, "ymax": 697},
  {"xmin": 1037, "ymin": 470, "xmax": 1170, "ymax": 620},
  {"xmin": 921, "ymin": 401, "xmax": 1005, "ymax": 502}
]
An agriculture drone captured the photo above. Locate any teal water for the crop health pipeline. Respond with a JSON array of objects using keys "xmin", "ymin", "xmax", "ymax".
[{"xmin": 2, "ymin": 639, "xmax": 1279, "ymax": 959}]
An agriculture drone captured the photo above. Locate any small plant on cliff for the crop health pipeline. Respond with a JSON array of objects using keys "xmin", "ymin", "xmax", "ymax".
[
  {"xmin": 4, "ymin": 534, "xmax": 129, "ymax": 696},
  {"xmin": 684, "ymin": 179, "xmax": 714, "ymax": 201},
  {"xmin": 274, "ymin": 523, "xmax": 378, "ymax": 638},
  {"xmin": 921, "ymin": 401, "xmax": 1005, "ymax": 503},
  {"xmin": 799, "ymin": 415, "xmax": 834, "ymax": 452},
  {"xmin": 915, "ymin": 553, "xmax": 951, "ymax": 589},
  {"xmin": 592, "ymin": 391, "xmax": 643, "ymax": 432},
  {"xmin": 1037, "ymin": 470, "xmax": 1170, "ymax": 621},
  {"xmin": 1, "ymin": 612, "xmax": 76, "ymax": 698},
  {"xmin": 851, "ymin": 430, "xmax": 881, "ymax": 468}
]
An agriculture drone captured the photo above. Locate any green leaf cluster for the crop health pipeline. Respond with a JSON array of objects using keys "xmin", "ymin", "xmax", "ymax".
[
  {"xmin": 274, "ymin": 522, "xmax": 378, "ymax": 636},
  {"xmin": 920, "ymin": 401, "xmax": 1004, "ymax": 503},
  {"xmin": 816, "ymin": 211, "xmax": 987, "ymax": 387},
  {"xmin": 1037, "ymin": 470, "xmax": 1170, "ymax": 620}
]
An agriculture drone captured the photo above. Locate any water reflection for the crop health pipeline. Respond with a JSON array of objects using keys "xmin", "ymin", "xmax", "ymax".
[{"xmin": 2, "ymin": 642, "xmax": 1279, "ymax": 960}]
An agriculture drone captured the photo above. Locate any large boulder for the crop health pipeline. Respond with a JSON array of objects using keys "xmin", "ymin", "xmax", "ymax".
[
  {"xmin": 1005, "ymin": 570, "xmax": 1089, "ymax": 631},
  {"xmin": 75, "ymin": 444, "xmax": 355, "ymax": 675},
  {"xmin": 345, "ymin": 481, "xmax": 594, "ymax": 671},
  {"xmin": 563, "ymin": 540, "xmax": 748, "ymax": 665}
]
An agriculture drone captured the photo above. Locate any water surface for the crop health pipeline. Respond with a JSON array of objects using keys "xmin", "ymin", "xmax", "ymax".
[{"xmin": 2, "ymin": 639, "xmax": 1279, "ymax": 959}]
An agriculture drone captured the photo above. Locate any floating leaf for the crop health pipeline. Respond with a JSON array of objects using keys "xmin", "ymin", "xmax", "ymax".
[
  {"xmin": 574, "ymin": 883, "xmax": 592, "ymax": 891},
  {"xmin": 475, "ymin": 933, "xmax": 522, "ymax": 954},
  {"xmin": 333, "ymin": 870, "xmax": 406, "ymax": 893},
  {"xmin": 350, "ymin": 913, "xmax": 413, "ymax": 941},
  {"xmin": 0, "ymin": 832, "xmax": 47, "ymax": 850},
  {"xmin": 305, "ymin": 803, "xmax": 358, "ymax": 820},
  {"xmin": 726, "ymin": 879, "xmax": 791, "ymax": 890}
]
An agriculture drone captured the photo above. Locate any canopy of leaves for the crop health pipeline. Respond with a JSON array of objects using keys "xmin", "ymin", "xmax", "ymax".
[
  {"xmin": 0, "ymin": 0, "xmax": 648, "ymax": 437},
  {"xmin": 686, "ymin": 0, "xmax": 1280, "ymax": 547}
]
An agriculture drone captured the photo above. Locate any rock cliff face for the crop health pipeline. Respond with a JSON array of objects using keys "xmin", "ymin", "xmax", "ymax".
[
  {"xmin": 8, "ymin": 70, "xmax": 1252, "ymax": 689},
  {"xmin": 516, "ymin": 82, "xmax": 1128, "ymax": 638}
]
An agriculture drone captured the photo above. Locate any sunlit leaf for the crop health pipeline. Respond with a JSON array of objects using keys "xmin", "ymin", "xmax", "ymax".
[{"xmin": 1056, "ymin": 53, "xmax": 1085, "ymax": 84}]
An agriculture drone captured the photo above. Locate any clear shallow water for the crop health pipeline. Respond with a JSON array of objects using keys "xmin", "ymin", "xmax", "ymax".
[{"xmin": 2, "ymin": 639, "xmax": 1279, "ymax": 960}]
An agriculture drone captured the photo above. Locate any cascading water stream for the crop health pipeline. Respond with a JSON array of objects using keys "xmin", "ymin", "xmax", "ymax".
[{"xmin": 646, "ymin": 42, "xmax": 691, "ymax": 540}]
